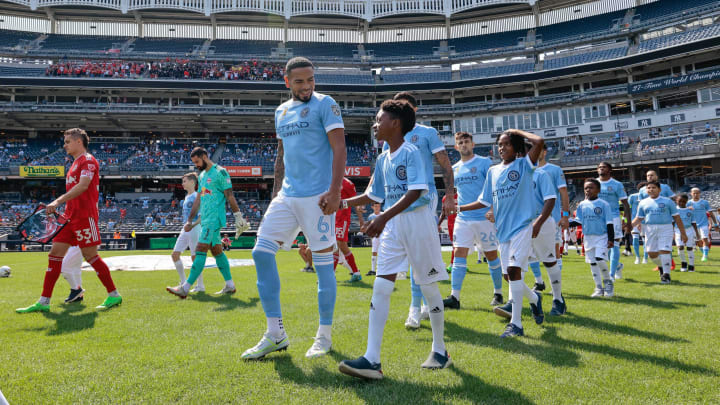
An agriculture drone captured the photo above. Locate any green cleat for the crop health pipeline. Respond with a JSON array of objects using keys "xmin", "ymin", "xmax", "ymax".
[
  {"xmin": 16, "ymin": 302, "xmax": 50, "ymax": 313},
  {"xmin": 96, "ymin": 295, "xmax": 122, "ymax": 310},
  {"xmin": 346, "ymin": 273, "xmax": 362, "ymax": 283}
]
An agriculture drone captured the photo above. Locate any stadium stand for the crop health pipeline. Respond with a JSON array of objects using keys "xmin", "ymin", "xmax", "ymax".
[
  {"xmin": 449, "ymin": 30, "xmax": 526, "ymax": 54},
  {"xmin": 0, "ymin": 65, "xmax": 47, "ymax": 76},
  {"xmin": 132, "ymin": 38, "xmax": 202, "ymax": 54},
  {"xmin": 634, "ymin": 0, "xmax": 719, "ymax": 23},
  {"xmin": 39, "ymin": 34, "xmax": 127, "ymax": 52},
  {"xmin": 209, "ymin": 40, "xmax": 276, "ymax": 56},
  {"xmin": 381, "ymin": 68, "xmax": 451, "ymax": 83},
  {"xmin": 365, "ymin": 40, "xmax": 438, "ymax": 58},
  {"xmin": 536, "ymin": 10, "xmax": 626, "ymax": 45},
  {"xmin": 459, "ymin": 61, "xmax": 534, "ymax": 80},
  {"xmin": 544, "ymin": 45, "xmax": 628, "ymax": 70},
  {"xmin": 286, "ymin": 42, "xmax": 358, "ymax": 59},
  {"xmin": 639, "ymin": 23, "xmax": 720, "ymax": 53},
  {"xmin": 0, "ymin": 29, "xmax": 40, "ymax": 49},
  {"xmin": 314, "ymin": 69, "xmax": 374, "ymax": 85}
]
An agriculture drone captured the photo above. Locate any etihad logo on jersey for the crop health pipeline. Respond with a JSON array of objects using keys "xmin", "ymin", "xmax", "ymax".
[
  {"xmin": 455, "ymin": 175, "xmax": 480, "ymax": 185},
  {"xmin": 277, "ymin": 122, "xmax": 309, "ymax": 132},
  {"xmin": 492, "ymin": 182, "xmax": 520, "ymax": 199}
]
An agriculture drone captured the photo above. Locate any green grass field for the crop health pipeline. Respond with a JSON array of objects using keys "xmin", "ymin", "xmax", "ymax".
[{"xmin": 1, "ymin": 247, "xmax": 719, "ymax": 404}]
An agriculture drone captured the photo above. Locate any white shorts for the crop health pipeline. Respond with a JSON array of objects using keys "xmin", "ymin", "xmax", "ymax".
[
  {"xmin": 583, "ymin": 234, "xmax": 608, "ymax": 263},
  {"xmin": 452, "ymin": 218, "xmax": 498, "ymax": 252},
  {"xmin": 611, "ymin": 217, "xmax": 622, "ymax": 241},
  {"xmin": 371, "ymin": 237, "xmax": 379, "ymax": 253},
  {"xmin": 530, "ymin": 218, "xmax": 558, "ymax": 263},
  {"xmin": 698, "ymin": 225, "xmax": 710, "ymax": 240},
  {"xmin": 555, "ymin": 226, "xmax": 563, "ymax": 244},
  {"xmin": 377, "ymin": 205, "xmax": 448, "ymax": 285},
  {"xmin": 257, "ymin": 192, "xmax": 336, "ymax": 251},
  {"xmin": 62, "ymin": 246, "xmax": 83, "ymax": 274},
  {"xmin": 173, "ymin": 225, "xmax": 201, "ymax": 255},
  {"xmin": 565, "ymin": 229, "xmax": 577, "ymax": 243},
  {"xmin": 429, "ymin": 191, "xmax": 439, "ymax": 221},
  {"xmin": 644, "ymin": 224, "xmax": 674, "ymax": 252},
  {"xmin": 675, "ymin": 227, "xmax": 696, "ymax": 247},
  {"xmin": 499, "ymin": 224, "xmax": 532, "ymax": 274},
  {"xmin": 631, "ymin": 225, "xmax": 641, "ymax": 235}
]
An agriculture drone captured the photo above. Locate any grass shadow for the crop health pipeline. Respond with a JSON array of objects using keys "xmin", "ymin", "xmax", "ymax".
[
  {"xmin": 190, "ymin": 293, "xmax": 260, "ymax": 312},
  {"xmin": 39, "ymin": 304, "xmax": 98, "ymax": 336},
  {"xmin": 563, "ymin": 293, "xmax": 705, "ymax": 310},
  {"xmin": 623, "ymin": 278, "xmax": 720, "ymax": 289},
  {"xmin": 549, "ymin": 312, "xmax": 688, "ymax": 343}
]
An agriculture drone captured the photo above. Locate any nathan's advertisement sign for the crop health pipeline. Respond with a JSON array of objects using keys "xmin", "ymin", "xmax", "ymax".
[
  {"xmin": 345, "ymin": 166, "xmax": 371, "ymax": 177},
  {"xmin": 19, "ymin": 166, "xmax": 65, "ymax": 178},
  {"xmin": 226, "ymin": 166, "xmax": 262, "ymax": 177},
  {"xmin": 629, "ymin": 68, "xmax": 720, "ymax": 94}
]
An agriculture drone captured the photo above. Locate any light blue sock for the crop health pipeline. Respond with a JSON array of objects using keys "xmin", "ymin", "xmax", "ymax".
[
  {"xmin": 610, "ymin": 245, "xmax": 620, "ymax": 277},
  {"xmin": 186, "ymin": 251, "xmax": 207, "ymax": 286},
  {"xmin": 557, "ymin": 258, "xmax": 563, "ymax": 272},
  {"xmin": 488, "ymin": 258, "xmax": 503, "ymax": 292},
  {"xmin": 252, "ymin": 238, "xmax": 281, "ymax": 318},
  {"xmin": 313, "ymin": 252, "xmax": 336, "ymax": 325},
  {"xmin": 530, "ymin": 261, "xmax": 542, "ymax": 279},
  {"xmin": 450, "ymin": 257, "xmax": 467, "ymax": 292},
  {"xmin": 703, "ymin": 246, "xmax": 709, "ymax": 256},
  {"xmin": 633, "ymin": 235, "xmax": 641, "ymax": 259},
  {"xmin": 409, "ymin": 266, "xmax": 424, "ymax": 308},
  {"xmin": 214, "ymin": 252, "xmax": 232, "ymax": 281}
]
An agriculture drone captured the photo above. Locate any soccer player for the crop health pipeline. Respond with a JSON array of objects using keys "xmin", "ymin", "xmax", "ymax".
[
  {"xmin": 441, "ymin": 132, "xmax": 502, "ymax": 309},
  {"xmin": 628, "ymin": 182, "xmax": 647, "ymax": 265},
  {"xmin": 459, "ymin": 129, "xmax": 545, "ymax": 338},
  {"xmin": 688, "ymin": 187, "xmax": 717, "ymax": 261},
  {"xmin": 243, "ymin": 57, "xmax": 346, "ymax": 360},
  {"xmin": 597, "ymin": 162, "xmax": 630, "ymax": 280},
  {"xmin": 437, "ymin": 188, "xmax": 458, "ymax": 272},
  {"xmin": 675, "ymin": 194, "xmax": 698, "ymax": 272},
  {"xmin": 338, "ymin": 99, "xmax": 450, "ymax": 380},
  {"xmin": 639, "ymin": 170, "xmax": 675, "ymax": 200},
  {"xmin": 334, "ymin": 177, "xmax": 365, "ymax": 282},
  {"xmin": 633, "ymin": 181, "xmax": 687, "ymax": 284},
  {"xmin": 17, "ymin": 128, "xmax": 121, "ymax": 313},
  {"xmin": 170, "ymin": 172, "xmax": 204, "ymax": 291},
  {"xmin": 576, "ymin": 179, "xmax": 615, "ymax": 297},
  {"xmin": 367, "ymin": 202, "xmax": 382, "ymax": 276},
  {"xmin": 166, "ymin": 147, "xmax": 249, "ymax": 297},
  {"xmin": 381, "ymin": 92, "xmax": 455, "ymax": 329}
]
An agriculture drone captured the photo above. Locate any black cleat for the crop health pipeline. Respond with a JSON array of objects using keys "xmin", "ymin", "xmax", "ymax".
[
  {"xmin": 661, "ymin": 273, "xmax": 671, "ymax": 284},
  {"xmin": 688, "ymin": 265, "xmax": 695, "ymax": 272},
  {"xmin": 366, "ymin": 270, "xmax": 376, "ymax": 276},
  {"xmin": 494, "ymin": 301, "xmax": 512, "ymax": 319},
  {"xmin": 533, "ymin": 281, "xmax": 546, "ymax": 292},
  {"xmin": 339, "ymin": 356, "xmax": 383, "ymax": 380},
  {"xmin": 530, "ymin": 293, "xmax": 544, "ymax": 325},
  {"xmin": 64, "ymin": 288, "xmax": 85, "ymax": 304},
  {"xmin": 490, "ymin": 293, "xmax": 504, "ymax": 306},
  {"xmin": 443, "ymin": 295, "xmax": 460, "ymax": 309},
  {"xmin": 549, "ymin": 296, "xmax": 566, "ymax": 316},
  {"xmin": 300, "ymin": 266, "xmax": 315, "ymax": 273}
]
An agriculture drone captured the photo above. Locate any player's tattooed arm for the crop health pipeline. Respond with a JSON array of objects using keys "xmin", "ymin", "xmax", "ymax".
[
  {"xmin": 272, "ymin": 140, "xmax": 284, "ymax": 198},
  {"xmin": 434, "ymin": 150, "xmax": 455, "ymax": 216},
  {"xmin": 46, "ymin": 176, "xmax": 91, "ymax": 214}
]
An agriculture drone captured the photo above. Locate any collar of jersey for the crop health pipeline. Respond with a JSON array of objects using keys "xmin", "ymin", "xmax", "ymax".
[
  {"xmin": 459, "ymin": 155, "xmax": 479, "ymax": 166},
  {"xmin": 389, "ymin": 142, "xmax": 410, "ymax": 160},
  {"xmin": 287, "ymin": 96, "xmax": 313, "ymax": 108}
]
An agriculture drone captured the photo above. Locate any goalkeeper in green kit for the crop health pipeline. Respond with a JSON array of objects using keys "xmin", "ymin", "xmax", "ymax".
[{"xmin": 167, "ymin": 147, "xmax": 250, "ymax": 298}]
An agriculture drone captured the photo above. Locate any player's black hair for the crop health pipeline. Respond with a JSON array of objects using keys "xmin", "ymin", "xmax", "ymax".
[
  {"xmin": 65, "ymin": 128, "xmax": 89, "ymax": 148},
  {"xmin": 678, "ymin": 193, "xmax": 689, "ymax": 201},
  {"xmin": 380, "ymin": 99, "xmax": 416, "ymax": 135},
  {"xmin": 393, "ymin": 92, "xmax": 417, "ymax": 108},
  {"xmin": 584, "ymin": 178, "xmax": 601, "ymax": 189},
  {"xmin": 454, "ymin": 131, "xmax": 472, "ymax": 141},
  {"xmin": 183, "ymin": 172, "xmax": 198, "ymax": 191},
  {"xmin": 646, "ymin": 180, "xmax": 661, "ymax": 188},
  {"xmin": 285, "ymin": 57, "xmax": 314, "ymax": 76},
  {"xmin": 497, "ymin": 131, "xmax": 527, "ymax": 157},
  {"xmin": 637, "ymin": 181, "xmax": 648, "ymax": 190},
  {"xmin": 599, "ymin": 161, "xmax": 613, "ymax": 171},
  {"xmin": 190, "ymin": 147, "xmax": 208, "ymax": 158}
]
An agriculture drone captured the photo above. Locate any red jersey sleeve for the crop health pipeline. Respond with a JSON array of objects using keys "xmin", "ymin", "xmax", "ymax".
[{"xmin": 341, "ymin": 178, "xmax": 357, "ymax": 199}]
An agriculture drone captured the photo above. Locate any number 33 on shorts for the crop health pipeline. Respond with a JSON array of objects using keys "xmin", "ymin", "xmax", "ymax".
[{"xmin": 75, "ymin": 228, "xmax": 94, "ymax": 243}]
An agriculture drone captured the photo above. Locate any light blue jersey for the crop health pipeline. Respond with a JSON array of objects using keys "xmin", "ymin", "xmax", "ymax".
[
  {"xmin": 628, "ymin": 192, "xmax": 641, "ymax": 220},
  {"xmin": 478, "ymin": 155, "xmax": 536, "ymax": 243},
  {"xmin": 639, "ymin": 184, "xmax": 674, "ymax": 200},
  {"xmin": 537, "ymin": 163, "xmax": 566, "ymax": 222},
  {"xmin": 182, "ymin": 192, "xmax": 199, "ymax": 223},
  {"xmin": 454, "ymin": 155, "xmax": 492, "ymax": 221},
  {"xmin": 382, "ymin": 124, "xmax": 444, "ymax": 194},
  {"xmin": 532, "ymin": 170, "xmax": 557, "ymax": 217},
  {"xmin": 636, "ymin": 196, "xmax": 678, "ymax": 225},
  {"xmin": 676, "ymin": 207, "xmax": 695, "ymax": 229},
  {"xmin": 368, "ymin": 213, "xmax": 380, "ymax": 221},
  {"xmin": 275, "ymin": 92, "xmax": 344, "ymax": 197},
  {"xmin": 368, "ymin": 142, "xmax": 428, "ymax": 213},
  {"xmin": 576, "ymin": 198, "xmax": 613, "ymax": 235},
  {"xmin": 688, "ymin": 199, "xmax": 711, "ymax": 227},
  {"xmin": 598, "ymin": 178, "xmax": 627, "ymax": 218}
]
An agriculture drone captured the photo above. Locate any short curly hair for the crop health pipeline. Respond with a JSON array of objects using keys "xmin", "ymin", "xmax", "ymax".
[{"xmin": 380, "ymin": 99, "xmax": 416, "ymax": 135}]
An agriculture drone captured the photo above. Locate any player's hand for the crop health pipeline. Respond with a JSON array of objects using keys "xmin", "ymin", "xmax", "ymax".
[
  {"xmin": 46, "ymin": 200, "xmax": 60, "ymax": 215},
  {"xmin": 681, "ymin": 233, "xmax": 688, "ymax": 245},
  {"xmin": 696, "ymin": 239, "xmax": 703, "ymax": 248},
  {"xmin": 318, "ymin": 190, "xmax": 341, "ymax": 215},
  {"xmin": 184, "ymin": 222, "xmax": 193, "ymax": 232},
  {"xmin": 233, "ymin": 211, "xmax": 250, "ymax": 239},
  {"xmin": 532, "ymin": 219, "xmax": 543, "ymax": 238},
  {"xmin": 362, "ymin": 216, "xmax": 387, "ymax": 238},
  {"xmin": 485, "ymin": 211, "xmax": 495, "ymax": 223},
  {"xmin": 437, "ymin": 225, "xmax": 443, "ymax": 233},
  {"xmin": 558, "ymin": 216, "xmax": 569, "ymax": 230},
  {"xmin": 607, "ymin": 240, "xmax": 614, "ymax": 249},
  {"xmin": 442, "ymin": 195, "xmax": 456, "ymax": 217}
]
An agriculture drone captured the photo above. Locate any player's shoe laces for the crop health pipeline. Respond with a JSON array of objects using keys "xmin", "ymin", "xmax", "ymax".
[
  {"xmin": 190, "ymin": 286, "xmax": 205, "ymax": 293},
  {"xmin": 443, "ymin": 295, "xmax": 460, "ymax": 310},
  {"xmin": 533, "ymin": 281, "xmax": 546, "ymax": 292},
  {"xmin": 529, "ymin": 293, "xmax": 544, "ymax": 325},
  {"xmin": 421, "ymin": 351, "xmax": 452, "ymax": 369},
  {"xmin": 301, "ymin": 266, "xmax": 315, "ymax": 273},
  {"xmin": 241, "ymin": 333, "xmax": 289, "ymax": 360},
  {"xmin": 603, "ymin": 279, "xmax": 615, "ymax": 297},
  {"xmin": 405, "ymin": 307, "xmax": 421, "ymax": 329},
  {"xmin": 64, "ymin": 288, "xmax": 85, "ymax": 303},
  {"xmin": 660, "ymin": 273, "xmax": 671, "ymax": 284},
  {"xmin": 305, "ymin": 335, "xmax": 332, "ymax": 358},
  {"xmin": 490, "ymin": 293, "xmax": 504, "ymax": 306},
  {"xmin": 166, "ymin": 285, "xmax": 188, "ymax": 299},
  {"xmin": 420, "ymin": 305, "xmax": 430, "ymax": 321},
  {"xmin": 493, "ymin": 301, "xmax": 512, "ymax": 319},
  {"xmin": 614, "ymin": 263, "xmax": 623, "ymax": 280},
  {"xmin": 214, "ymin": 285, "xmax": 236, "ymax": 295},
  {"xmin": 96, "ymin": 295, "xmax": 122, "ymax": 310},
  {"xmin": 591, "ymin": 288, "xmax": 605, "ymax": 298},
  {"xmin": 16, "ymin": 302, "xmax": 50, "ymax": 313},
  {"xmin": 500, "ymin": 323, "xmax": 524, "ymax": 338},
  {"xmin": 549, "ymin": 297, "xmax": 566, "ymax": 316},
  {"xmin": 346, "ymin": 273, "xmax": 362, "ymax": 283},
  {"xmin": 365, "ymin": 270, "xmax": 376, "ymax": 276},
  {"xmin": 338, "ymin": 356, "xmax": 383, "ymax": 380}
]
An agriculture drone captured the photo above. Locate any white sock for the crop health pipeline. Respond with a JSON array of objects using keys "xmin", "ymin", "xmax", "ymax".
[
  {"xmin": 305, "ymin": 260, "xmax": 312, "ymax": 267},
  {"xmin": 688, "ymin": 249, "xmax": 695, "ymax": 266},
  {"xmin": 266, "ymin": 317, "xmax": 285, "ymax": 339},
  {"xmin": 678, "ymin": 248, "xmax": 687, "ymax": 264},
  {"xmin": 62, "ymin": 272, "xmax": 79, "ymax": 289},
  {"xmin": 39, "ymin": 296, "xmax": 50, "ymax": 305},
  {"xmin": 196, "ymin": 273, "xmax": 205, "ymax": 289},
  {"xmin": 364, "ymin": 277, "xmax": 394, "ymax": 364},
  {"xmin": 225, "ymin": 279, "xmax": 235, "ymax": 289},
  {"xmin": 371, "ymin": 255, "xmax": 377, "ymax": 272},
  {"xmin": 317, "ymin": 324, "xmax": 331, "ymax": 340},
  {"xmin": 597, "ymin": 260, "xmax": 610, "ymax": 281},
  {"xmin": 545, "ymin": 263, "xmax": 563, "ymax": 302},
  {"xmin": 174, "ymin": 259, "xmax": 186, "ymax": 283},
  {"xmin": 523, "ymin": 283, "xmax": 538, "ymax": 304},
  {"xmin": 451, "ymin": 289, "xmax": 461, "ymax": 300},
  {"xmin": 509, "ymin": 280, "xmax": 524, "ymax": 328},
  {"xmin": 181, "ymin": 282, "xmax": 191, "ymax": 292},
  {"xmin": 651, "ymin": 255, "xmax": 662, "ymax": 267},
  {"xmin": 590, "ymin": 263, "xmax": 602, "ymax": 288},
  {"xmin": 661, "ymin": 254, "xmax": 672, "ymax": 275},
  {"xmin": 420, "ymin": 282, "xmax": 446, "ymax": 355},
  {"xmin": 534, "ymin": 274, "xmax": 544, "ymax": 284}
]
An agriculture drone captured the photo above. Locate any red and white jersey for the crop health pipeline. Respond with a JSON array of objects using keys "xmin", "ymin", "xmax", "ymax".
[
  {"xmin": 65, "ymin": 152, "xmax": 100, "ymax": 219},
  {"xmin": 338, "ymin": 177, "xmax": 357, "ymax": 218}
]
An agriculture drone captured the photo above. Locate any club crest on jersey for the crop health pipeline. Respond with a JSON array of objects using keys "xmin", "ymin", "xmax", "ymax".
[
  {"xmin": 508, "ymin": 170, "xmax": 520, "ymax": 181},
  {"xmin": 607, "ymin": 186, "xmax": 613, "ymax": 192},
  {"xmin": 470, "ymin": 166, "xmax": 477, "ymax": 173},
  {"xmin": 331, "ymin": 104, "xmax": 341, "ymax": 116},
  {"xmin": 411, "ymin": 135, "xmax": 419, "ymax": 143},
  {"xmin": 301, "ymin": 107, "xmax": 310, "ymax": 118},
  {"xmin": 594, "ymin": 207, "xmax": 603, "ymax": 215},
  {"xmin": 395, "ymin": 165, "xmax": 407, "ymax": 181}
]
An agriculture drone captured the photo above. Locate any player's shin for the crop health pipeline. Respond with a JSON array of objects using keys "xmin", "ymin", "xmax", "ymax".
[
  {"xmin": 509, "ymin": 280, "xmax": 524, "ymax": 328},
  {"xmin": 488, "ymin": 258, "xmax": 503, "ymax": 294},
  {"xmin": 185, "ymin": 251, "xmax": 208, "ymax": 288},
  {"xmin": 87, "ymin": 255, "xmax": 117, "ymax": 294},
  {"xmin": 609, "ymin": 246, "xmax": 620, "ymax": 277},
  {"xmin": 529, "ymin": 261, "xmax": 543, "ymax": 284},
  {"xmin": 252, "ymin": 240, "xmax": 282, "ymax": 319},
  {"xmin": 633, "ymin": 235, "xmax": 641, "ymax": 259},
  {"xmin": 313, "ymin": 252, "xmax": 336, "ymax": 327},
  {"xmin": 214, "ymin": 252, "xmax": 233, "ymax": 286},
  {"xmin": 450, "ymin": 257, "xmax": 467, "ymax": 299},
  {"xmin": 364, "ymin": 277, "xmax": 394, "ymax": 364},
  {"xmin": 41, "ymin": 255, "xmax": 64, "ymax": 301},
  {"xmin": 420, "ymin": 282, "xmax": 446, "ymax": 355},
  {"xmin": 545, "ymin": 263, "xmax": 563, "ymax": 302}
]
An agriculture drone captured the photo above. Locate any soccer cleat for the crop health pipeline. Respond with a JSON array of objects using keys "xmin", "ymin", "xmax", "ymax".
[
  {"xmin": 591, "ymin": 288, "xmax": 605, "ymax": 298},
  {"xmin": 420, "ymin": 305, "xmax": 430, "ymax": 320},
  {"xmin": 446, "ymin": 265, "xmax": 452, "ymax": 273},
  {"xmin": 405, "ymin": 307, "xmax": 421, "ymax": 329},
  {"xmin": 623, "ymin": 250, "xmax": 632, "ymax": 257},
  {"xmin": 603, "ymin": 279, "xmax": 615, "ymax": 298},
  {"xmin": 529, "ymin": 293, "xmax": 544, "ymax": 325},
  {"xmin": 166, "ymin": 285, "xmax": 188, "ymax": 299},
  {"xmin": 443, "ymin": 295, "xmax": 460, "ymax": 310},
  {"xmin": 305, "ymin": 336, "xmax": 332, "ymax": 358},
  {"xmin": 16, "ymin": 302, "xmax": 50, "ymax": 313},
  {"xmin": 688, "ymin": 265, "xmax": 695, "ymax": 272},
  {"xmin": 241, "ymin": 333, "xmax": 290, "ymax": 360},
  {"xmin": 96, "ymin": 295, "xmax": 122, "ymax": 310},
  {"xmin": 614, "ymin": 263, "xmax": 624, "ymax": 280},
  {"xmin": 346, "ymin": 273, "xmax": 362, "ymax": 283},
  {"xmin": 500, "ymin": 323, "xmax": 524, "ymax": 338},
  {"xmin": 214, "ymin": 285, "xmax": 236, "ymax": 295},
  {"xmin": 190, "ymin": 286, "xmax": 205, "ymax": 293},
  {"xmin": 549, "ymin": 297, "xmax": 566, "ymax": 316},
  {"xmin": 64, "ymin": 288, "xmax": 85, "ymax": 304},
  {"xmin": 338, "ymin": 356, "xmax": 383, "ymax": 380},
  {"xmin": 421, "ymin": 351, "xmax": 453, "ymax": 369},
  {"xmin": 301, "ymin": 266, "xmax": 316, "ymax": 273},
  {"xmin": 634, "ymin": 257, "xmax": 640, "ymax": 265},
  {"xmin": 702, "ymin": 255, "xmax": 708, "ymax": 262},
  {"xmin": 533, "ymin": 281, "xmax": 546, "ymax": 292},
  {"xmin": 397, "ymin": 272, "xmax": 407, "ymax": 280},
  {"xmin": 490, "ymin": 293, "xmax": 504, "ymax": 306},
  {"xmin": 366, "ymin": 270, "xmax": 376, "ymax": 276},
  {"xmin": 642, "ymin": 258, "xmax": 648, "ymax": 264},
  {"xmin": 493, "ymin": 301, "xmax": 512, "ymax": 319},
  {"xmin": 661, "ymin": 273, "xmax": 671, "ymax": 284}
]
